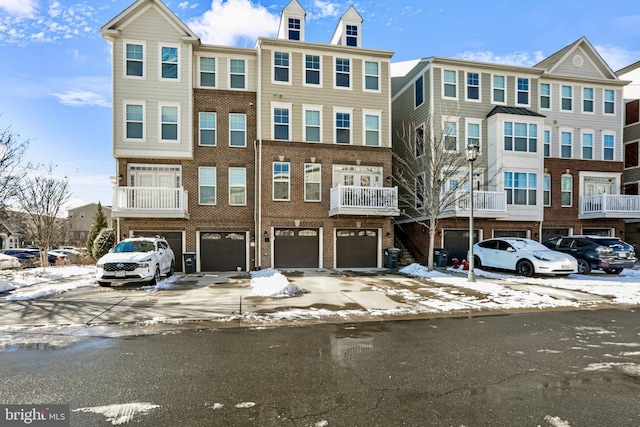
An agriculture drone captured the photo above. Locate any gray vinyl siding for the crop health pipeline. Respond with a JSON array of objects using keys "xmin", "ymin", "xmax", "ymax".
[
  {"xmin": 112, "ymin": 5, "xmax": 193, "ymax": 159},
  {"xmin": 625, "ymin": 122, "xmax": 640, "ymax": 143},
  {"xmin": 193, "ymin": 49, "xmax": 257, "ymax": 92},
  {"xmin": 550, "ymin": 46, "xmax": 610, "ymax": 80}
]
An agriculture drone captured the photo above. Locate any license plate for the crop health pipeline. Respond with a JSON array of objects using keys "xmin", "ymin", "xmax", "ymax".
[
  {"xmin": 561, "ymin": 265, "xmax": 570, "ymax": 270},
  {"xmin": 116, "ymin": 271, "xmax": 125, "ymax": 278},
  {"xmin": 619, "ymin": 252, "xmax": 627, "ymax": 258}
]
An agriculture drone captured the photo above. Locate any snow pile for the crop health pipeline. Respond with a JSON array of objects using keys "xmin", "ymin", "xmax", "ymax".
[
  {"xmin": 1, "ymin": 266, "xmax": 97, "ymax": 300},
  {"xmin": 249, "ymin": 268, "xmax": 303, "ymax": 297},
  {"xmin": 140, "ymin": 274, "xmax": 182, "ymax": 291},
  {"xmin": 399, "ymin": 263, "xmax": 453, "ymax": 278}
]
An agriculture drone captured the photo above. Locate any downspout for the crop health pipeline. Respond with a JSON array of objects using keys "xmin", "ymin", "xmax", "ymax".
[{"xmin": 255, "ymin": 41, "xmax": 263, "ymax": 269}]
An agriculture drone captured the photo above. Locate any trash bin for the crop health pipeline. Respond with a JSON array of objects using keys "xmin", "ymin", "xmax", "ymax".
[
  {"xmin": 183, "ymin": 252, "xmax": 196, "ymax": 274},
  {"xmin": 433, "ymin": 248, "xmax": 449, "ymax": 267},
  {"xmin": 384, "ymin": 247, "xmax": 401, "ymax": 269}
]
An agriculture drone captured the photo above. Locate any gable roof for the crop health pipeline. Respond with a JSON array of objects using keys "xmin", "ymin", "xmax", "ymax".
[
  {"xmin": 276, "ymin": 0, "xmax": 306, "ymax": 40},
  {"xmin": 617, "ymin": 60, "xmax": 640, "ymax": 77},
  {"xmin": 101, "ymin": 0, "xmax": 199, "ymax": 43},
  {"xmin": 486, "ymin": 106, "xmax": 546, "ymax": 118},
  {"xmin": 533, "ymin": 36, "xmax": 617, "ymax": 80},
  {"xmin": 330, "ymin": 6, "xmax": 363, "ymax": 45}
]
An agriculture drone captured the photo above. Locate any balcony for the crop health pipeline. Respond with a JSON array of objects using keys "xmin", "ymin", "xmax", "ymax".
[
  {"xmin": 329, "ymin": 185, "xmax": 400, "ymax": 217},
  {"xmin": 441, "ymin": 190, "xmax": 507, "ymax": 218},
  {"xmin": 112, "ymin": 186, "xmax": 189, "ymax": 219},
  {"xmin": 579, "ymin": 194, "xmax": 640, "ymax": 219}
]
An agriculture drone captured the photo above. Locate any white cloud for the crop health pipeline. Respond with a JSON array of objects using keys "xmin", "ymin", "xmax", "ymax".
[
  {"xmin": 178, "ymin": 1, "xmax": 199, "ymax": 9},
  {"xmin": 593, "ymin": 44, "xmax": 640, "ymax": 72},
  {"xmin": 187, "ymin": 0, "xmax": 279, "ymax": 46},
  {"xmin": 52, "ymin": 90, "xmax": 110, "ymax": 108},
  {"xmin": 0, "ymin": 0, "xmax": 37, "ymax": 17},
  {"xmin": 308, "ymin": 0, "xmax": 341, "ymax": 19},
  {"xmin": 456, "ymin": 50, "xmax": 546, "ymax": 67}
]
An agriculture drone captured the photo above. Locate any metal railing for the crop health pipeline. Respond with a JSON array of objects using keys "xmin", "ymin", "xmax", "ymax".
[
  {"xmin": 580, "ymin": 194, "xmax": 640, "ymax": 215},
  {"xmin": 330, "ymin": 185, "xmax": 399, "ymax": 212},
  {"xmin": 113, "ymin": 186, "xmax": 188, "ymax": 215}
]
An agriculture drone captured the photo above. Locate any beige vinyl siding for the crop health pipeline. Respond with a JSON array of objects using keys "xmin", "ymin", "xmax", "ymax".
[
  {"xmin": 193, "ymin": 49, "xmax": 257, "ymax": 91},
  {"xmin": 112, "ymin": 4, "xmax": 193, "ymax": 159}
]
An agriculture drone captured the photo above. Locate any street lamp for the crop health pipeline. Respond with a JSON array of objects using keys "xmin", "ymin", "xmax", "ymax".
[{"xmin": 466, "ymin": 143, "xmax": 479, "ymax": 282}]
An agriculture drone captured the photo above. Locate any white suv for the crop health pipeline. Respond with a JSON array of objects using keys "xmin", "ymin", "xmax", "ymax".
[{"xmin": 96, "ymin": 237, "xmax": 175, "ymax": 287}]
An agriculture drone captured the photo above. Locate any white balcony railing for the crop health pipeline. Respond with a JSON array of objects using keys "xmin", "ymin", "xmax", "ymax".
[
  {"xmin": 329, "ymin": 185, "xmax": 400, "ymax": 216},
  {"xmin": 112, "ymin": 186, "xmax": 189, "ymax": 219},
  {"xmin": 580, "ymin": 194, "xmax": 640, "ymax": 219},
  {"xmin": 442, "ymin": 190, "xmax": 507, "ymax": 218}
]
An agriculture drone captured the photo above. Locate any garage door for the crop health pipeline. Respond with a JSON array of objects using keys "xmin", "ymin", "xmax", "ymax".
[
  {"xmin": 133, "ymin": 231, "xmax": 183, "ymax": 272},
  {"xmin": 336, "ymin": 229, "xmax": 377, "ymax": 268},
  {"xmin": 442, "ymin": 229, "xmax": 479, "ymax": 266},
  {"xmin": 200, "ymin": 232, "xmax": 246, "ymax": 272},
  {"xmin": 274, "ymin": 229, "xmax": 319, "ymax": 268}
]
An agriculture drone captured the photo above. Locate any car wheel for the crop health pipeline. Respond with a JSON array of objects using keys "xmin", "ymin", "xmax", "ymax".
[
  {"xmin": 577, "ymin": 259, "xmax": 591, "ymax": 274},
  {"xmin": 98, "ymin": 281, "xmax": 111, "ymax": 287},
  {"xmin": 604, "ymin": 268, "xmax": 623, "ymax": 275},
  {"xmin": 516, "ymin": 260, "xmax": 534, "ymax": 277},
  {"xmin": 473, "ymin": 255, "xmax": 482, "ymax": 269},
  {"xmin": 167, "ymin": 261, "xmax": 175, "ymax": 277},
  {"xmin": 149, "ymin": 266, "xmax": 161, "ymax": 286}
]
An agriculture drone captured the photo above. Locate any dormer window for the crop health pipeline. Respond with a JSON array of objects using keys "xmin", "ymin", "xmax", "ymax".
[
  {"xmin": 288, "ymin": 18, "xmax": 300, "ymax": 40},
  {"xmin": 346, "ymin": 25, "xmax": 358, "ymax": 46}
]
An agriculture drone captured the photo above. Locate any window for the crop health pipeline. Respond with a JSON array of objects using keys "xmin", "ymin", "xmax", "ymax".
[
  {"xmin": 229, "ymin": 167, "xmax": 246, "ymax": 205},
  {"xmin": 346, "ymin": 25, "xmax": 358, "ymax": 46},
  {"xmin": 467, "ymin": 120, "xmax": 481, "ymax": 149},
  {"xmin": 603, "ymin": 134, "xmax": 614, "ymax": 160},
  {"xmin": 415, "ymin": 124, "xmax": 424, "ymax": 157},
  {"xmin": 416, "ymin": 173, "xmax": 425, "ymax": 208},
  {"xmin": 200, "ymin": 57, "xmax": 215, "ymax": 87},
  {"xmin": 561, "ymin": 85, "xmax": 572, "ymax": 111},
  {"xmin": 125, "ymin": 42, "xmax": 144, "ymax": 77},
  {"xmin": 230, "ymin": 59, "xmax": 246, "ymax": 89},
  {"xmin": 561, "ymin": 130, "xmax": 572, "ymax": 158},
  {"xmin": 273, "ymin": 162, "xmax": 290, "ymax": 200},
  {"xmin": 517, "ymin": 78, "xmax": 529, "ymax": 105},
  {"xmin": 335, "ymin": 111, "xmax": 351, "ymax": 144},
  {"xmin": 160, "ymin": 46, "xmax": 178, "ymax": 80},
  {"xmin": 229, "ymin": 113, "xmax": 246, "ymax": 147},
  {"xmin": 364, "ymin": 113, "xmax": 380, "ymax": 146},
  {"xmin": 199, "ymin": 112, "xmax": 216, "ymax": 146},
  {"xmin": 274, "ymin": 107, "xmax": 290, "ymax": 140},
  {"xmin": 582, "ymin": 132, "xmax": 594, "ymax": 159},
  {"xmin": 561, "ymin": 174, "xmax": 572, "ymax": 207},
  {"xmin": 604, "ymin": 89, "xmax": 615, "ymax": 114},
  {"xmin": 504, "ymin": 171, "xmax": 537, "ymax": 205},
  {"xmin": 304, "ymin": 163, "xmax": 321, "ymax": 201},
  {"xmin": 288, "ymin": 18, "xmax": 300, "ymax": 40},
  {"xmin": 305, "ymin": 55, "xmax": 320, "ymax": 85},
  {"xmin": 503, "ymin": 122, "xmax": 537, "ymax": 153},
  {"xmin": 583, "ymin": 87, "xmax": 594, "ymax": 112},
  {"xmin": 274, "ymin": 51, "xmax": 289, "ymax": 83},
  {"xmin": 625, "ymin": 142, "xmax": 638, "ymax": 168},
  {"xmin": 125, "ymin": 103, "xmax": 144, "ymax": 140},
  {"xmin": 444, "ymin": 120, "xmax": 457, "ymax": 151},
  {"xmin": 466, "ymin": 72, "xmax": 480, "ymax": 101},
  {"xmin": 543, "ymin": 174, "xmax": 551, "ymax": 206},
  {"xmin": 160, "ymin": 105, "xmax": 178, "ymax": 141},
  {"xmin": 304, "ymin": 107, "xmax": 321, "ymax": 142},
  {"xmin": 335, "ymin": 58, "xmax": 350, "ymax": 88},
  {"xmin": 443, "ymin": 69, "xmax": 457, "ymax": 98},
  {"xmin": 199, "ymin": 167, "xmax": 216, "ymax": 205},
  {"xmin": 492, "ymin": 75, "xmax": 505, "ymax": 103},
  {"xmin": 540, "ymin": 83, "xmax": 550, "ymax": 109},
  {"xmin": 544, "ymin": 129, "xmax": 550, "ymax": 157},
  {"xmin": 415, "ymin": 76, "xmax": 424, "ymax": 107},
  {"xmin": 364, "ymin": 61, "xmax": 379, "ymax": 91}
]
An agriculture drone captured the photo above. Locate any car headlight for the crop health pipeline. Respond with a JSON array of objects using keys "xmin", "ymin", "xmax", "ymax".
[
  {"xmin": 96, "ymin": 263, "xmax": 104, "ymax": 268},
  {"xmin": 533, "ymin": 253, "xmax": 551, "ymax": 261}
]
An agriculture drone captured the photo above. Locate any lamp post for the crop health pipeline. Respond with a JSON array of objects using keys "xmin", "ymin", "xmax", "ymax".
[{"xmin": 466, "ymin": 143, "xmax": 479, "ymax": 282}]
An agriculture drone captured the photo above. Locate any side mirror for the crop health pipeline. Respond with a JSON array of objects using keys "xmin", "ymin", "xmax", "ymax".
[{"xmin": 506, "ymin": 247, "xmax": 516, "ymax": 252}]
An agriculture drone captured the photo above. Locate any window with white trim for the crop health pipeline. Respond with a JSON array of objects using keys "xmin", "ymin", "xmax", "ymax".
[
  {"xmin": 160, "ymin": 104, "xmax": 179, "ymax": 141},
  {"xmin": 160, "ymin": 45, "xmax": 179, "ymax": 80},
  {"xmin": 303, "ymin": 107, "xmax": 321, "ymax": 142},
  {"xmin": 543, "ymin": 174, "xmax": 551, "ymax": 206},
  {"xmin": 561, "ymin": 85, "xmax": 572, "ymax": 111},
  {"xmin": 561, "ymin": 174, "xmax": 572, "ymax": 207},
  {"xmin": 415, "ymin": 76, "xmax": 424, "ymax": 107},
  {"xmin": 335, "ymin": 109, "xmax": 351, "ymax": 144},
  {"xmin": 125, "ymin": 42, "xmax": 144, "ymax": 78},
  {"xmin": 561, "ymin": 130, "xmax": 572, "ymax": 158},
  {"xmin": 288, "ymin": 18, "xmax": 300, "ymax": 40},
  {"xmin": 604, "ymin": 89, "xmax": 615, "ymax": 114},
  {"xmin": 504, "ymin": 171, "xmax": 537, "ymax": 205},
  {"xmin": 504, "ymin": 121, "xmax": 537, "ymax": 153},
  {"xmin": 304, "ymin": 163, "xmax": 321, "ymax": 202},
  {"xmin": 199, "ymin": 112, "xmax": 216, "ymax": 146},
  {"xmin": 335, "ymin": 58, "xmax": 350, "ymax": 88},
  {"xmin": 583, "ymin": 87, "xmax": 594, "ymax": 112},
  {"xmin": 416, "ymin": 172, "xmax": 425, "ymax": 208},
  {"xmin": 273, "ymin": 162, "xmax": 290, "ymax": 201},
  {"xmin": 444, "ymin": 119, "xmax": 458, "ymax": 151},
  {"xmin": 443, "ymin": 69, "xmax": 457, "ymax": 99},
  {"xmin": 346, "ymin": 25, "xmax": 358, "ymax": 46},
  {"xmin": 540, "ymin": 83, "xmax": 550, "ymax": 109},
  {"xmin": 364, "ymin": 113, "xmax": 380, "ymax": 146},
  {"xmin": 229, "ymin": 59, "xmax": 246, "ymax": 89},
  {"xmin": 582, "ymin": 131, "xmax": 594, "ymax": 159},
  {"xmin": 229, "ymin": 113, "xmax": 246, "ymax": 147},
  {"xmin": 543, "ymin": 129, "xmax": 550, "ymax": 157},
  {"xmin": 466, "ymin": 72, "xmax": 480, "ymax": 101},
  {"xmin": 466, "ymin": 119, "xmax": 481, "ymax": 150},
  {"xmin": 305, "ymin": 54, "xmax": 320, "ymax": 86},
  {"xmin": 274, "ymin": 51, "xmax": 290, "ymax": 83},
  {"xmin": 273, "ymin": 107, "xmax": 290, "ymax": 140},
  {"xmin": 125, "ymin": 102, "xmax": 144, "ymax": 140},
  {"xmin": 603, "ymin": 133, "xmax": 615, "ymax": 160},
  {"xmin": 199, "ymin": 167, "xmax": 216, "ymax": 205},
  {"xmin": 516, "ymin": 78, "xmax": 529, "ymax": 105},
  {"xmin": 364, "ymin": 61, "xmax": 379, "ymax": 91},
  {"xmin": 492, "ymin": 75, "xmax": 505, "ymax": 103},
  {"xmin": 229, "ymin": 167, "xmax": 246, "ymax": 205},
  {"xmin": 415, "ymin": 124, "xmax": 424, "ymax": 157},
  {"xmin": 200, "ymin": 57, "xmax": 215, "ymax": 87}
]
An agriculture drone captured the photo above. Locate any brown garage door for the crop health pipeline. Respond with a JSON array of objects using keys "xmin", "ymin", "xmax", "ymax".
[
  {"xmin": 442, "ymin": 229, "xmax": 479, "ymax": 266},
  {"xmin": 336, "ymin": 229, "xmax": 377, "ymax": 268},
  {"xmin": 274, "ymin": 229, "xmax": 319, "ymax": 268},
  {"xmin": 133, "ymin": 231, "xmax": 183, "ymax": 272},
  {"xmin": 200, "ymin": 232, "xmax": 246, "ymax": 272}
]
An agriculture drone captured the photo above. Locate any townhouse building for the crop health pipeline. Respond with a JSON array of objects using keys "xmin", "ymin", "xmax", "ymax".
[
  {"xmin": 65, "ymin": 203, "xmax": 112, "ymax": 249},
  {"xmin": 391, "ymin": 37, "xmax": 635, "ymax": 264},
  {"xmin": 101, "ymin": 0, "xmax": 397, "ymax": 272}
]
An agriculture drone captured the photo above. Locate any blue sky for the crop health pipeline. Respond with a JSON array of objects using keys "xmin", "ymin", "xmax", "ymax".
[{"xmin": 1, "ymin": 0, "xmax": 639, "ymax": 209}]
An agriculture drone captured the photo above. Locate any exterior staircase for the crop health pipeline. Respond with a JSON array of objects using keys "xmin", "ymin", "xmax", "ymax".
[{"xmin": 393, "ymin": 237, "xmax": 416, "ymax": 267}]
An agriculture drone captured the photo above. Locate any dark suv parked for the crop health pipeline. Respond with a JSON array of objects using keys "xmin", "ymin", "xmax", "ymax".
[{"xmin": 543, "ymin": 236, "xmax": 637, "ymax": 274}]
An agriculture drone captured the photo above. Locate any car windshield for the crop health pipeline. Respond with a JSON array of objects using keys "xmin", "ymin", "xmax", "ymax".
[
  {"xmin": 592, "ymin": 238, "xmax": 627, "ymax": 248},
  {"xmin": 113, "ymin": 240, "xmax": 156, "ymax": 253},
  {"xmin": 508, "ymin": 239, "xmax": 549, "ymax": 251}
]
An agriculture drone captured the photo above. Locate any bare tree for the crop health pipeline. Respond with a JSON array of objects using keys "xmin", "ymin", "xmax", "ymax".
[
  {"xmin": 393, "ymin": 117, "xmax": 473, "ymax": 271},
  {"xmin": 15, "ymin": 167, "xmax": 71, "ymax": 267},
  {"xmin": 0, "ymin": 124, "xmax": 30, "ymax": 212}
]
